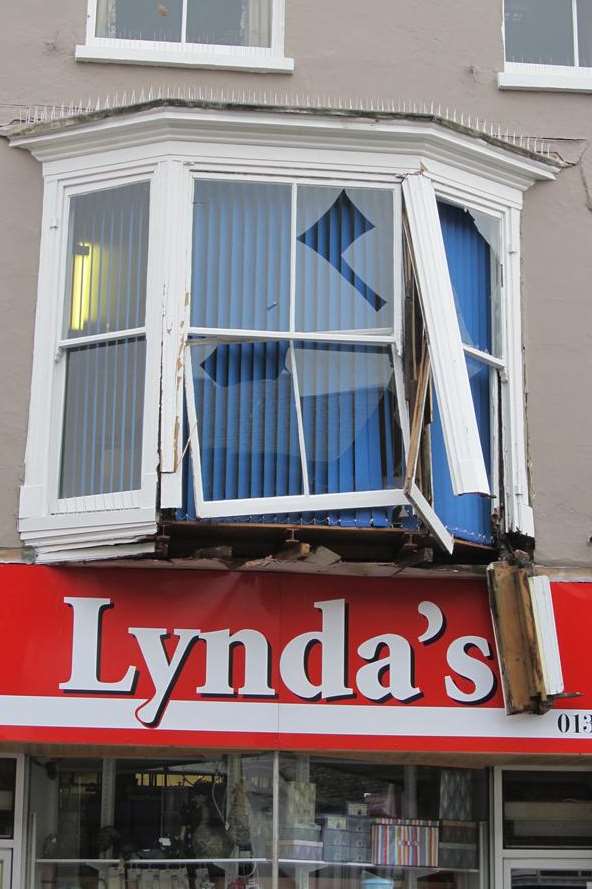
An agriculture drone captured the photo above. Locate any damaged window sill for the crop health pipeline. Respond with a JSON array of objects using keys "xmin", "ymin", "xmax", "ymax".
[
  {"xmin": 498, "ymin": 65, "xmax": 592, "ymax": 92},
  {"xmin": 75, "ymin": 43, "xmax": 294, "ymax": 73}
]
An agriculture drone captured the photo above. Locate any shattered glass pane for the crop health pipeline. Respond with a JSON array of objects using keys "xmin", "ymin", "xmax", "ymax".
[
  {"xmin": 293, "ymin": 343, "xmax": 403, "ymax": 494},
  {"xmin": 190, "ymin": 341, "xmax": 303, "ymax": 501},
  {"xmin": 296, "ymin": 186, "xmax": 395, "ymax": 333}
]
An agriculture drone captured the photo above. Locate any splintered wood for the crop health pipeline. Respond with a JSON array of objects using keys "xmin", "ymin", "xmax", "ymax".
[{"xmin": 487, "ymin": 561, "xmax": 549, "ymax": 715}]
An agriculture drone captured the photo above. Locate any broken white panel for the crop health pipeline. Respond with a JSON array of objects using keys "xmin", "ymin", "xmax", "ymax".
[
  {"xmin": 407, "ymin": 483, "xmax": 454, "ymax": 555},
  {"xmin": 528, "ymin": 575, "xmax": 565, "ymax": 697},
  {"xmin": 403, "ymin": 174, "xmax": 490, "ymax": 497}
]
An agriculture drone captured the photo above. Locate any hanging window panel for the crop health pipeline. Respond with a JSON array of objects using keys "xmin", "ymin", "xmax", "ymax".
[{"xmin": 59, "ymin": 182, "xmax": 150, "ymax": 501}]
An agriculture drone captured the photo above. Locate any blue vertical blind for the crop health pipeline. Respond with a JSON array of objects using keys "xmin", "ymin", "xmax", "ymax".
[
  {"xmin": 431, "ymin": 202, "xmax": 493, "ymax": 544},
  {"xmin": 60, "ymin": 182, "xmax": 149, "ymax": 499},
  {"xmin": 185, "ymin": 180, "xmax": 402, "ymax": 525}
]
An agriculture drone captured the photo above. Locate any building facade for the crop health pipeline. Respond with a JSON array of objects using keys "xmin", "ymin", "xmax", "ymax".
[{"xmin": 0, "ymin": 3, "xmax": 591, "ymax": 889}]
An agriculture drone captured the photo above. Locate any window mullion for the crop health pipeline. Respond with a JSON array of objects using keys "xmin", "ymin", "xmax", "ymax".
[
  {"xmin": 289, "ymin": 342, "xmax": 310, "ymax": 497},
  {"xmin": 58, "ymin": 327, "xmax": 146, "ymax": 350},
  {"xmin": 289, "ymin": 183, "xmax": 297, "ymax": 333},
  {"xmin": 573, "ymin": 0, "xmax": 580, "ymax": 65},
  {"xmin": 181, "ymin": 0, "xmax": 188, "ymax": 43},
  {"xmin": 183, "ymin": 346, "xmax": 206, "ymax": 509},
  {"xmin": 288, "ymin": 183, "xmax": 311, "ymax": 497}
]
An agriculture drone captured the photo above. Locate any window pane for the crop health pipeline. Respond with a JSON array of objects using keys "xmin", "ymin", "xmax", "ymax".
[
  {"xmin": 505, "ymin": 0, "xmax": 574, "ymax": 65},
  {"xmin": 114, "ymin": 755, "xmax": 274, "ymax": 861},
  {"xmin": 296, "ymin": 186, "xmax": 394, "ymax": 333},
  {"xmin": 293, "ymin": 343, "xmax": 402, "ymax": 496},
  {"xmin": 578, "ymin": 0, "xmax": 592, "ymax": 65},
  {"xmin": 30, "ymin": 759, "xmax": 102, "ymax": 860},
  {"xmin": 60, "ymin": 337, "xmax": 146, "ymax": 498},
  {"xmin": 186, "ymin": 0, "xmax": 272, "ymax": 47},
  {"xmin": 439, "ymin": 202, "xmax": 492, "ymax": 354},
  {"xmin": 96, "ymin": 0, "xmax": 183, "ymax": 41},
  {"xmin": 30, "ymin": 756, "xmax": 274, "ymax": 889},
  {"xmin": 431, "ymin": 357, "xmax": 493, "ymax": 545},
  {"xmin": 190, "ymin": 341, "xmax": 303, "ymax": 502},
  {"xmin": 0, "ymin": 761, "xmax": 16, "ymax": 840},
  {"xmin": 503, "ymin": 770, "xmax": 592, "ymax": 848},
  {"xmin": 65, "ymin": 182, "xmax": 150, "ymax": 338},
  {"xmin": 280, "ymin": 756, "xmax": 488, "ymax": 883},
  {"xmin": 511, "ymin": 870, "xmax": 592, "ymax": 889},
  {"xmin": 192, "ymin": 180, "xmax": 291, "ymax": 332}
]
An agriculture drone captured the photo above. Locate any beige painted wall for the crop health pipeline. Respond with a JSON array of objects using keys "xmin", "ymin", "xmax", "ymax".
[{"xmin": 1, "ymin": 0, "xmax": 590, "ymax": 565}]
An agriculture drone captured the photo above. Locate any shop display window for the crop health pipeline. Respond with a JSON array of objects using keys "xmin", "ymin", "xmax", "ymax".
[
  {"xmin": 503, "ymin": 770, "xmax": 592, "ymax": 849},
  {"xmin": 29, "ymin": 755, "xmax": 489, "ymax": 889}
]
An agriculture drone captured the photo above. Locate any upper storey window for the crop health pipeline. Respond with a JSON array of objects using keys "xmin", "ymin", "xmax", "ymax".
[
  {"xmin": 500, "ymin": 0, "xmax": 592, "ymax": 90},
  {"xmin": 77, "ymin": 0, "xmax": 293, "ymax": 71},
  {"xmin": 505, "ymin": 0, "xmax": 592, "ymax": 66},
  {"xmin": 96, "ymin": 0, "xmax": 271, "ymax": 48}
]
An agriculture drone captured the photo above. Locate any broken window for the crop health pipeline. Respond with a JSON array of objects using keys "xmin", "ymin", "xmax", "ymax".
[{"xmin": 183, "ymin": 175, "xmax": 493, "ymax": 552}]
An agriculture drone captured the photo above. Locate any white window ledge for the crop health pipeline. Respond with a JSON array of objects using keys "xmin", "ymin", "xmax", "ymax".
[
  {"xmin": 498, "ymin": 63, "xmax": 592, "ymax": 92},
  {"xmin": 75, "ymin": 43, "xmax": 294, "ymax": 73}
]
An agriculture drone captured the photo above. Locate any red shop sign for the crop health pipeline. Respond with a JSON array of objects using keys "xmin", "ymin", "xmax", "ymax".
[{"xmin": 0, "ymin": 565, "xmax": 590, "ymax": 754}]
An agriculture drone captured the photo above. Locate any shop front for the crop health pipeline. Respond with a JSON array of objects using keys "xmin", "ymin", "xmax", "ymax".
[{"xmin": 0, "ymin": 567, "xmax": 591, "ymax": 889}]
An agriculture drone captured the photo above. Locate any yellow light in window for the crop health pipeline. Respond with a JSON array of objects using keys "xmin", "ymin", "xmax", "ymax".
[{"xmin": 70, "ymin": 241, "xmax": 100, "ymax": 332}]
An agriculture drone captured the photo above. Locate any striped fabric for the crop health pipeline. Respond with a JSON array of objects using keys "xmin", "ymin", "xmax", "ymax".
[
  {"xmin": 431, "ymin": 203, "xmax": 493, "ymax": 544},
  {"xmin": 371, "ymin": 818, "xmax": 439, "ymax": 867}
]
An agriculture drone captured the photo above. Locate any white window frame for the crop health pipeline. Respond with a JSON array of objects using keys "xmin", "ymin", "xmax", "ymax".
[
  {"xmin": 11, "ymin": 107, "xmax": 556, "ymax": 561},
  {"xmin": 180, "ymin": 171, "xmax": 490, "ymax": 538},
  {"xmin": 499, "ymin": 0, "xmax": 592, "ymax": 91},
  {"xmin": 18, "ymin": 162, "xmax": 165, "ymax": 562},
  {"xmin": 493, "ymin": 766, "xmax": 592, "ymax": 889},
  {"xmin": 75, "ymin": 0, "xmax": 293, "ymax": 72}
]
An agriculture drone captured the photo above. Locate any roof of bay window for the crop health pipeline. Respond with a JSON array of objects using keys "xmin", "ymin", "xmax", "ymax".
[{"xmin": 4, "ymin": 94, "xmax": 561, "ymax": 183}]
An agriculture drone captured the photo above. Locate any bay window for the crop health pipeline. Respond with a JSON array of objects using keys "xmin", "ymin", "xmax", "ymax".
[{"xmin": 11, "ymin": 105, "xmax": 554, "ymax": 561}]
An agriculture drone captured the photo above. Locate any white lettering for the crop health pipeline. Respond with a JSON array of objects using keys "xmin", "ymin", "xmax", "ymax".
[
  {"xmin": 280, "ymin": 599, "xmax": 354, "ymax": 700},
  {"xmin": 356, "ymin": 634, "xmax": 421, "ymax": 701},
  {"xmin": 130, "ymin": 627, "xmax": 200, "ymax": 726},
  {"xmin": 59, "ymin": 597, "xmax": 137, "ymax": 693},
  {"xmin": 445, "ymin": 636, "xmax": 495, "ymax": 703},
  {"xmin": 196, "ymin": 629, "xmax": 275, "ymax": 697}
]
